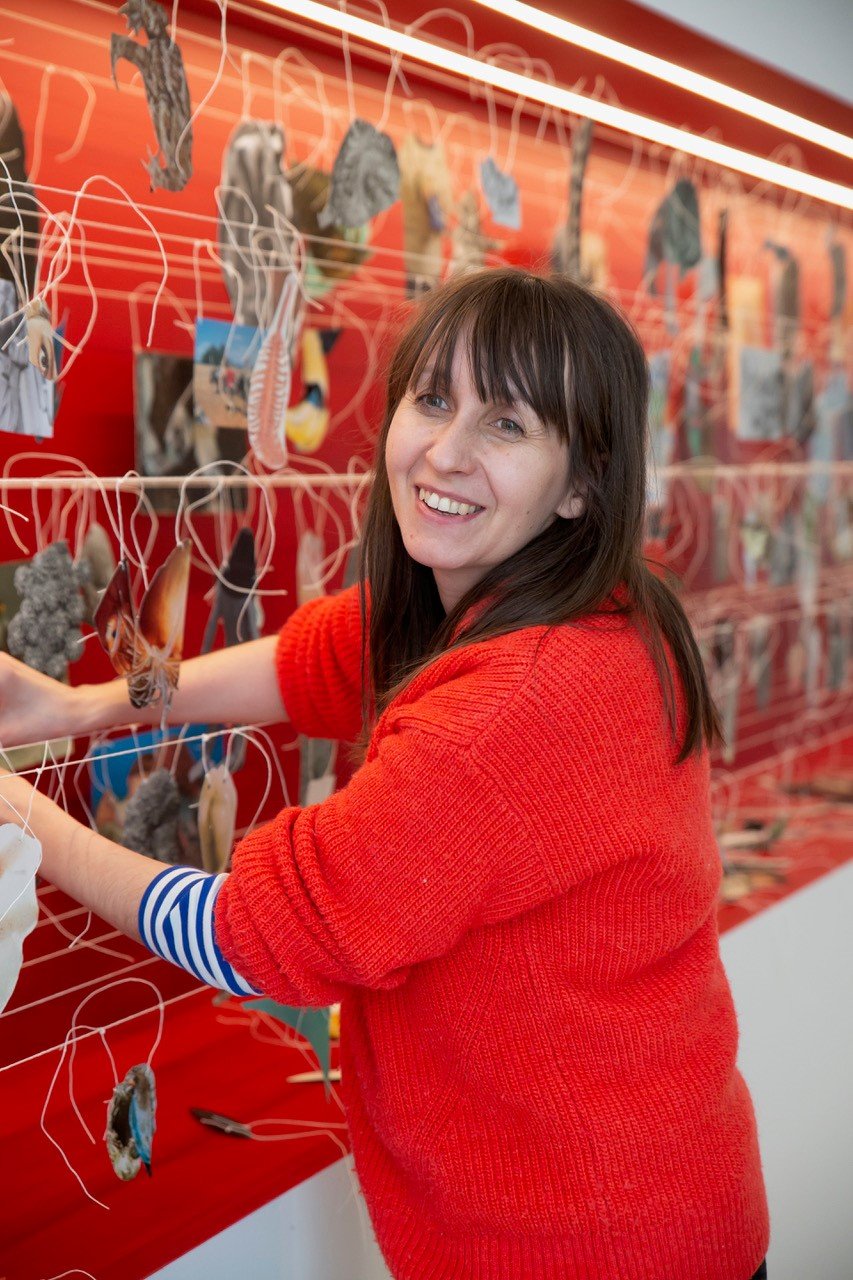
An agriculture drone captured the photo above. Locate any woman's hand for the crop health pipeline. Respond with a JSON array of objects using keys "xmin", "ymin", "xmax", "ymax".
[{"xmin": 0, "ymin": 652, "xmax": 90, "ymax": 749}]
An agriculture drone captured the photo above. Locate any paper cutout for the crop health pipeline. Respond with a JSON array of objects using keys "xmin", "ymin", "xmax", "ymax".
[
  {"xmin": 552, "ymin": 118, "xmax": 593, "ymax": 280},
  {"xmin": 198, "ymin": 763, "xmax": 237, "ymax": 874},
  {"xmin": 645, "ymin": 352, "xmax": 675, "ymax": 511},
  {"xmin": 94, "ymin": 540, "xmax": 191, "ymax": 710},
  {"xmin": 203, "ymin": 528, "xmax": 259, "ymax": 651},
  {"xmin": 121, "ymin": 767, "xmax": 181, "ymax": 863},
  {"xmin": 110, "ymin": 0, "xmax": 192, "ymax": 192},
  {"xmin": 247, "ymin": 273, "xmax": 301, "ymax": 470},
  {"xmin": 318, "ymin": 119, "xmax": 400, "ymax": 230},
  {"xmin": 479, "ymin": 156, "xmax": 520, "ymax": 230},
  {"xmin": 295, "ymin": 530, "xmax": 325, "ymax": 612},
  {"xmin": 299, "ymin": 736, "xmax": 337, "ymax": 808},
  {"xmin": 399, "ymin": 135, "xmax": 453, "ymax": 297},
  {"xmin": 0, "ymin": 94, "xmax": 40, "ymax": 301},
  {"xmin": 218, "ymin": 120, "xmax": 293, "ymax": 328},
  {"xmin": 23, "ymin": 299, "xmax": 57, "ymax": 381},
  {"xmin": 285, "ymin": 327, "xmax": 337, "ymax": 454},
  {"xmin": 242, "ymin": 998, "xmax": 331, "ymax": 1086},
  {"xmin": 76, "ymin": 523, "xmax": 117, "ymax": 624},
  {"xmin": 105, "ymin": 1063, "xmax": 157, "ymax": 1179},
  {"xmin": 0, "ymin": 280, "xmax": 56, "ymax": 440},
  {"xmin": 7, "ymin": 542, "xmax": 85, "ymax": 679},
  {"xmin": 290, "ymin": 167, "xmax": 371, "ymax": 298},
  {"xmin": 0, "ymin": 824, "xmax": 40, "ymax": 1013},
  {"xmin": 194, "ymin": 318, "xmax": 259, "ymax": 431},
  {"xmin": 450, "ymin": 192, "xmax": 497, "ymax": 277},
  {"xmin": 645, "ymin": 178, "xmax": 702, "ymax": 282},
  {"xmin": 736, "ymin": 347, "xmax": 784, "ymax": 441}
]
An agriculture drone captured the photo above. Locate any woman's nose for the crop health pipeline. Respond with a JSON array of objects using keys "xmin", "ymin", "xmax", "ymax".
[{"xmin": 424, "ymin": 415, "xmax": 475, "ymax": 473}]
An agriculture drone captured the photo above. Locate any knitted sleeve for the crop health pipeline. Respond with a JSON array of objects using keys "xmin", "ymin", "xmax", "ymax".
[
  {"xmin": 274, "ymin": 584, "xmax": 364, "ymax": 741},
  {"xmin": 214, "ymin": 709, "xmax": 555, "ymax": 1006}
]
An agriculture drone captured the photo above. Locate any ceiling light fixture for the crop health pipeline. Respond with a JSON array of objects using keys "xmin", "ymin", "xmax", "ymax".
[
  {"xmin": 261, "ymin": 0, "xmax": 853, "ymax": 210},
  {"xmin": 468, "ymin": 0, "xmax": 853, "ymax": 163}
]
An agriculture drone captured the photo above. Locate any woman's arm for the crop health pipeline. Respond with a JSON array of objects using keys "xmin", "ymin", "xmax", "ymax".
[
  {"xmin": 1, "ymin": 772, "xmax": 258, "ymax": 997},
  {"xmin": 0, "ymin": 771, "xmax": 159, "ymax": 941},
  {"xmin": 0, "ymin": 634, "xmax": 287, "ymax": 749},
  {"xmin": 88, "ymin": 635, "xmax": 288, "ymax": 730}
]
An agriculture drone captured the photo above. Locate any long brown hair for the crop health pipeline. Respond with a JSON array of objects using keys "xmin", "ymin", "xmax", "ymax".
[{"xmin": 358, "ymin": 268, "xmax": 721, "ymax": 764}]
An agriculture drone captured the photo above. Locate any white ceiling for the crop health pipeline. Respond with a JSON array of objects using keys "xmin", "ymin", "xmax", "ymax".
[{"xmin": 638, "ymin": 0, "xmax": 852, "ymax": 108}]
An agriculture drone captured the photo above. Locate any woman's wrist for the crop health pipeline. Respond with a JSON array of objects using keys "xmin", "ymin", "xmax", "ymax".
[{"xmin": 72, "ymin": 678, "xmax": 134, "ymax": 735}]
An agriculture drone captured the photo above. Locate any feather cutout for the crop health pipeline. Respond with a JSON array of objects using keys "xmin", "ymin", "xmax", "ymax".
[
  {"xmin": 247, "ymin": 272, "xmax": 301, "ymax": 470},
  {"xmin": 105, "ymin": 1063, "xmax": 157, "ymax": 1180},
  {"xmin": 94, "ymin": 540, "xmax": 191, "ymax": 710}
]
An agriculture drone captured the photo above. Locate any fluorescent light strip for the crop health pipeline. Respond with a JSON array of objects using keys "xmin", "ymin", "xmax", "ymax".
[
  {"xmin": 469, "ymin": 0, "xmax": 853, "ymax": 163},
  {"xmin": 261, "ymin": 0, "xmax": 853, "ymax": 210}
]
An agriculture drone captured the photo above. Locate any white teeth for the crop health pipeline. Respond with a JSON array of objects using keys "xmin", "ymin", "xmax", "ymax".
[{"xmin": 418, "ymin": 488, "xmax": 481, "ymax": 516}]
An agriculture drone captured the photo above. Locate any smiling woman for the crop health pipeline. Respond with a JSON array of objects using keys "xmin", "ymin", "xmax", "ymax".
[
  {"xmin": 0, "ymin": 268, "xmax": 769, "ymax": 1280},
  {"xmin": 360, "ymin": 268, "xmax": 719, "ymax": 763}
]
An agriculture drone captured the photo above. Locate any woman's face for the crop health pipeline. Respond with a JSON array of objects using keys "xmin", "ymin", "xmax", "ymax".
[{"xmin": 385, "ymin": 341, "xmax": 582, "ymax": 612}]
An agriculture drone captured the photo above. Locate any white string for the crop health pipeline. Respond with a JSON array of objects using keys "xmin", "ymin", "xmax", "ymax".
[{"xmin": 39, "ymin": 976, "xmax": 166, "ymax": 1210}]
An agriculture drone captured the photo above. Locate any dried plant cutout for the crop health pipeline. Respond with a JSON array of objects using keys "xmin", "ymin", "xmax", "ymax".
[{"xmin": 94, "ymin": 539, "xmax": 191, "ymax": 711}]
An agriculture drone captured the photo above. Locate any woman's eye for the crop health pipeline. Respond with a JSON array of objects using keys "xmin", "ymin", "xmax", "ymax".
[
  {"xmin": 417, "ymin": 392, "xmax": 448, "ymax": 411},
  {"xmin": 496, "ymin": 417, "xmax": 524, "ymax": 437}
]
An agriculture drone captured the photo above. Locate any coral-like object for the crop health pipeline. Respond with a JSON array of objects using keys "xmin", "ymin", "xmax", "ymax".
[
  {"xmin": 122, "ymin": 768, "xmax": 181, "ymax": 863},
  {"xmin": 7, "ymin": 541, "xmax": 86, "ymax": 679}
]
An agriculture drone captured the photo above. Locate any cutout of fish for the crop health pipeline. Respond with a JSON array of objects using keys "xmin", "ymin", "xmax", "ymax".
[
  {"xmin": 479, "ymin": 157, "xmax": 520, "ymax": 231},
  {"xmin": 198, "ymin": 763, "xmax": 237, "ymax": 874},
  {"xmin": 0, "ymin": 824, "xmax": 40, "ymax": 1013},
  {"xmin": 105, "ymin": 1063, "xmax": 157, "ymax": 1180},
  {"xmin": 94, "ymin": 540, "xmax": 191, "ymax": 710},
  {"xmin": 318, "ymin": 119, "xmax": 400, "ymax": 230},
  {"xmin": 247, "ymin": 272, "xmax": 301, "ymax": 469}
]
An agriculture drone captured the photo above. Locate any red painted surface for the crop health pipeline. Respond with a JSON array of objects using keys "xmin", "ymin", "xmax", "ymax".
[{"xmin": 0, "ymin": 1, "xmax": 849, "ymax": 1276}]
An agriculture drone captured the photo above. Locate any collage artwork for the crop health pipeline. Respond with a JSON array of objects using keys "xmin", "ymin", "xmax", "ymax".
[{"xmin": 0, "ymin": 1, "xmax": 850, "ymax": 1275}]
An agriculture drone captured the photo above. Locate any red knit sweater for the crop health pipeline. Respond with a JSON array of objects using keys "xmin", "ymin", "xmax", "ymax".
[{"xmin": 216, "ymin": 586, "xmax": 769, "ymax": 1280}]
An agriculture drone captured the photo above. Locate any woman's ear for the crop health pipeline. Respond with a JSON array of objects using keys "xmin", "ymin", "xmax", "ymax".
[{"xmin": 556, "ymin": 489, "xmax": 585, "ymax": 519}]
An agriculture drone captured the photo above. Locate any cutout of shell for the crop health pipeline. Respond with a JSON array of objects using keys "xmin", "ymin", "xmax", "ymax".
[
  {"xmin": 105, "ymin": 1062, "xmax": 157, "ymax": 1180},
  {"xmin": 0, "ymin": 823, "xmax": 40, "ymax": 1013},
  {"xmin": 198, "ymin": 763, "xmax": 237, "ymax": 874}
]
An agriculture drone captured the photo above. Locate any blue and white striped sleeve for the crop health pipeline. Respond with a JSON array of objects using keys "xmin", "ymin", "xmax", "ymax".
[{"xmin": 138, "ymin": 866, "xmax": 260, "ymax": 997}]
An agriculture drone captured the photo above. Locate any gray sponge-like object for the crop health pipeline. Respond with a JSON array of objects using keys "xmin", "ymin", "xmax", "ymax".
[
  {"xmin": 122, "ymin": 769, "xmax": 181, "ymax": 863},
  {"xmin": 7, "ymin": 541, "xmax": 87, "ymax": 679}
]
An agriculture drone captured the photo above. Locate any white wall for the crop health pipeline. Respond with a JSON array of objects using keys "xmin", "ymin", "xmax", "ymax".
[
  {"xmin": 720, "ymin": 859, "xmax": 853, "ymax": 1279},
  {"xmin": 639, "ymin": 0, "xmax": 852, "ymax": 106}
]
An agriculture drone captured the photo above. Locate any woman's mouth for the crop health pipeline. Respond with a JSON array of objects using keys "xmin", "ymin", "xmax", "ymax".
[{"xmin": 416, "ymin": 487, "xmax": 484, "ymax": 518}]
